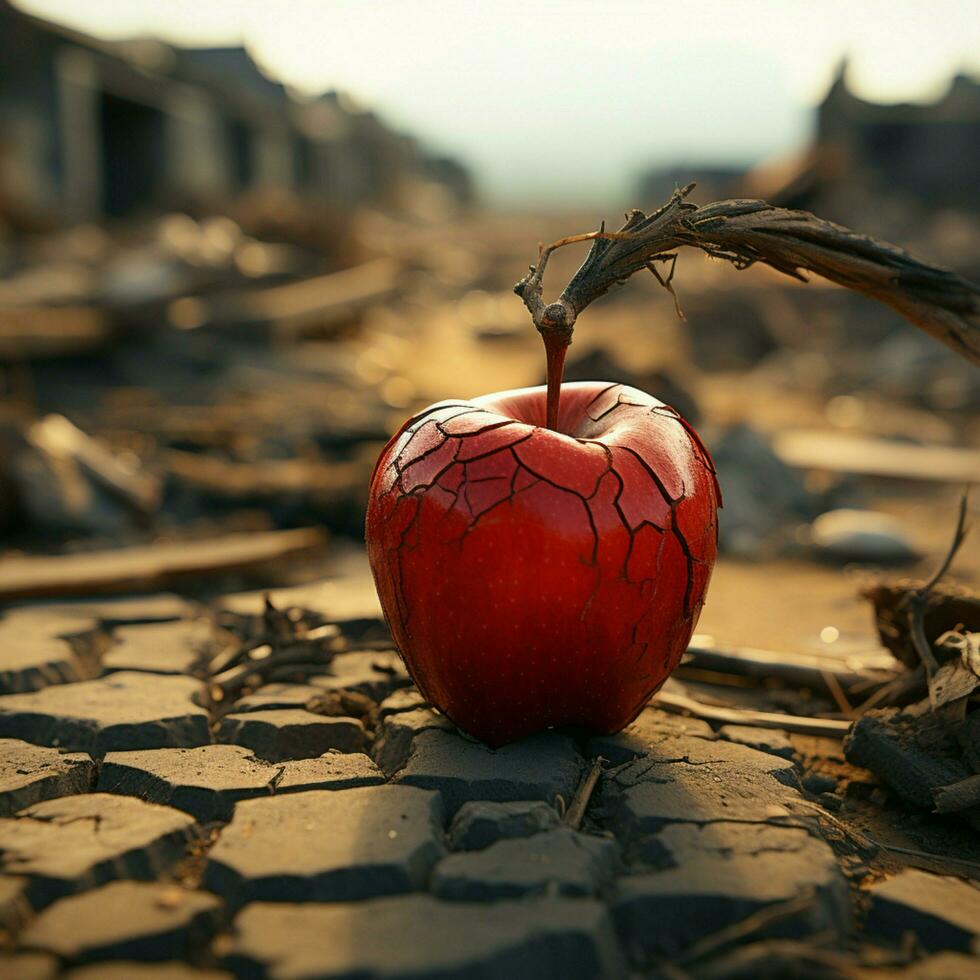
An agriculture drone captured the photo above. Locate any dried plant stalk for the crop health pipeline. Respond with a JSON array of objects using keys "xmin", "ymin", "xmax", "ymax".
[{"xmin": 515, "ymin": 184, "xmax": 980, "ymax": 366}]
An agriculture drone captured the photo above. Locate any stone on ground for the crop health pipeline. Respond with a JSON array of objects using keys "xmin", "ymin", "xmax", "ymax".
[
  {"xmin": 372, "ymin": 706, "xmax": 455, "ymax": 775},
  {"xmin": 0, "ymin": 952, "xmax": 59, "ymax": 980},
  {"xmin": 101, "ymin": 621, "xmax": 212, "ymax": 677},
  {"xmin": 216, "ymin": 578, "xmax": 385, "ymax": 640},
  {"xmin": 433, "ymin": 827, "xmax": 619, "ymax": 900},
  {"xmin": 233, "ymin": 683, "xmax": 322, "ymax": 713},
  {"xmin": 275, "ymin": 752, "xmax": 383, "ymax": 793},
  {"xmin": 600, "ymin": 733, "xmax": 800, "ymax": 839},
  {"xmin": 377, "ymin": 687, "xmax": 428, "ymax": 719},
  {"xmin": 393, "ymin": 729, "xmax": 583, "ymax": 814},
  {"xmin": 99, "ymin": 745, "xmax": 382, "ymax": 821},
  {"xmin": 588, "ymin": 708, "xmax": 715, "ymax": 765},
  {"xmin": 0, "ymin": 672, "xmax": 210, "ymax": 754},
  {"xmin": 203, "ymin": 785, "xmax": 443, "ymax": 905},
  {"xmin": 718, "ymin": 724, "xmax": 796, "ymax": 760},
  {"xmin": 309, "ymin": 650, "xmax": 409, "ymax": 701},
  {"xmin": 216, "ymin": 709, "xmax": 366, "ymax": 761},
  {"xmin": 449, "ymin": 800, "xmax": 562, "ymax": 851},
  {"xmin": 865, "ymin": 869, "xmax": 980, "ymax": 952},
  {"xmin": 33, "ymin": 594, "xmax": 190, "ymax": 626},
  {"xmin": 0, "ymin": 636, "xmax": 84, "ymax": 695},
  {"xmin": 0, "ymin": 739, "xmax": 95, "ymax": 815},
  {"xmin": 222, "ymin": 895, "xmax": 626, "ymax": 980},
  {"xmin": 19, "ymin": 881, "xmax": 222, "ymax": 963},
  {"xmin": 0, "ymin": 793, "xmax": 196, "ymax": 907},
  {"xmin": 809, "ymin": 508, "xmax": 921, "ymax": 565},
  {"xmin": 0, "ymin": 607, "xmax": 104, "ymax": 694},
  {"xmin": 613, "ymin": 822, "xmax": 848, "ymax": 962}
]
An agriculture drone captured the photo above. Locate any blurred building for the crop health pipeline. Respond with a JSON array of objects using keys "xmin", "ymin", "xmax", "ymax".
[
  {"xmin": 744, "ymin": 61, "xmax": 980, "ymax": 220},
  {"xmin": 0, "ymin": 1, "xmax": 472, "ymax": 230}
]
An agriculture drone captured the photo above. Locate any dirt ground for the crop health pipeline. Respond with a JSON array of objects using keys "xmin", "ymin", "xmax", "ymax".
[{"xmin": 1, "ymin": 205, "xmax": 978, "ymax": 977}]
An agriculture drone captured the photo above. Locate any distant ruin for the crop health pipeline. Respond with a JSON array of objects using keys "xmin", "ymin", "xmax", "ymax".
[
  {"xmin": 771, "ymin": 60, "xmax": 980, "ymax": 217},
  {"xmin": 637, "ymin": 61, "xmax": 980, "ymax": 227},
  {"xmin": 0, "ymin": 1, "xmax": 471, "ymax": 230}
]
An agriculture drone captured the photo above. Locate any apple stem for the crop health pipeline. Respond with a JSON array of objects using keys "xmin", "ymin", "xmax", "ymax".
[{"xmin": 543, "ymin": 333, "xmax": 569, "ymax": 432}]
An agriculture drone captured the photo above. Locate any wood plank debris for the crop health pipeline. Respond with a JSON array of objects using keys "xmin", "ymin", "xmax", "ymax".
[
  {"xmin": 933, "ymin": 774, "xmax": 980, "ymax": 814},
  {"xmin": 198, "ymin": 258, "xmax": 401, "ymax": 340},
  {"xmin": 682, "ymin": 640, "xmax": 899, "ymax": 695},
  {"xmin": 0, "ymin": 307, "xmax": 109, "ymax": 360},
  {"xmin": 773, "ymin": 429, "xmax": 980, "ymax": 483},
  {"xmin": 0, "ymin": 528, "xmax": 328, "ymax": 601},
  {"xmin": 164, "ymin": 450, "xmax": 366, "ymax": 500},
  {"xmin": 26, "ymin": 415, "xmax": 160, "ymax": 514},
  {"xmin": 655, "ymin": 687, "xmax": 852, "ymax": 738}
]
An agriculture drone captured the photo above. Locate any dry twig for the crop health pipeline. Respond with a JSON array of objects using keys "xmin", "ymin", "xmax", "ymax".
[
  {"xmin": 900, "ymin": 489, "xmax": 973, "ymax": 704},
  {"xmin": 855, "ymin": 664, "xmax": 927, "ymax": 715},
  {"xmin": 655, "ymin": 689, "xmax": 851, "ymax": 737},
  {"xmin": 681, "ymin": 641, "xmax": 898, "ymax": 697},
  {"xmin": 868, "ymin": 840, "xmax": 980, "ymax": 879},
  {"xmin": 208, "ymin": 595, "xmax": 344, "ymax": 701},
  {"xmin": 821, "ymin": 669, "xmax": 856, "ymax": 719},
  {"xmin": 674, "ymin": 889, "xmax": 818, "ymax": 967},
  {"xmin": 932, "ymin": 773, "xmax": 980, "ymax": 814},
  {"xmin": 563, "ymin": 758, "xmax": 604, "ymax": 829},
  {"xmin": 515, "ymin": 185, "xmax": 980, "ymax": 365}
]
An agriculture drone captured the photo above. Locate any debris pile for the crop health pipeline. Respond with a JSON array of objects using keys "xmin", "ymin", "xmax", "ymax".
[
  {"xmin": 0, "ymin": 209, "xmax": 412, "ymax": 575},
  {"xmin": 846, "ymin": 517, "xmax": 980, "ymax": 835}
]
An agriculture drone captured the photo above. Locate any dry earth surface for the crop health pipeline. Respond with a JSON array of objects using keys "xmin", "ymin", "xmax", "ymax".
[{"xmin": 0, "ymin": 560, "xmax": 978, "ymax": 980}]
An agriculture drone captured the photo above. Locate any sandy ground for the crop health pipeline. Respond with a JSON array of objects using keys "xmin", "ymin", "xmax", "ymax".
[{"xmin": 701, "ymin": 488, "xmax": 977, "ymax": 658}]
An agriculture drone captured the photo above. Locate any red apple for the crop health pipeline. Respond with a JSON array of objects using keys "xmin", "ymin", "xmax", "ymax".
[{"xmin": 365, "ymin": 381, "xmax": 721, "ymax": 746}]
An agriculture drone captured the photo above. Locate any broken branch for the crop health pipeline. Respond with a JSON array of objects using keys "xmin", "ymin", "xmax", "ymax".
[
  {"xmin": 515, "ymin": 185, "xmax": 980, "ymax": 366},
  {"xmin": 681, "ymin": 641, "xmax": 898, "ymax": 697},
  {"xmin": 564, "ymin": 757, "xmax": 604, "ymax": 829},
  {"xmin": 933, "ymin": 773, "xmax": 980, "ymax": 814},
  {"xmin": 655, "ymin": 689, "xmax": 852, "ymax": 737},
  {"xmin": 903, "ymin": 489, "xmax": 973, "ymax": 703}
]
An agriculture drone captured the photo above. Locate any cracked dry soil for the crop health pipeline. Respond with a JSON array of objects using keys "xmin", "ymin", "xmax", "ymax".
[{"xmin": 0, "ymin": 580, "xmax": 978, "ymax": 979}]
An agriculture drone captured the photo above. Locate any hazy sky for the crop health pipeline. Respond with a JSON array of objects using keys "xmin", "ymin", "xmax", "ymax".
[{"xmin": 16, "ymin": 0, "xmax": 980, "ymax": 206}]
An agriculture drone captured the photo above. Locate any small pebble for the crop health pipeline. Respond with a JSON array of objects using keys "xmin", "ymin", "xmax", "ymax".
[{"xmin": 809, "ymin": 509, "xmax": 921, "ymax": 565}]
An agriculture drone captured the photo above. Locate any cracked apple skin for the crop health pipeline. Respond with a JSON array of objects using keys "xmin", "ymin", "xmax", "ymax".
[{"xmin": 365, "ymin": 381, "xmax": 721, "ymax": 747}]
